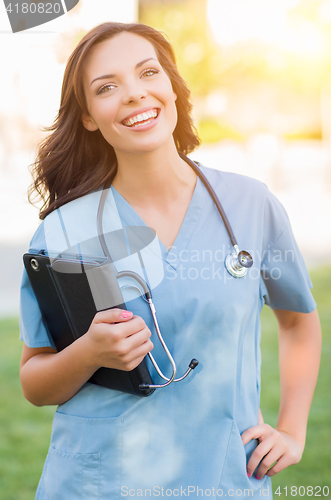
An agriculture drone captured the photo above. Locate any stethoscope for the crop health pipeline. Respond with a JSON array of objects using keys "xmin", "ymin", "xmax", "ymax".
[
  {"xmin": 179, "ymin": 153, "xmax": 253, "ymax": 278},
  {"xmin": 97, "ymin": 153, "xmax": 253, "ymax": 391}
]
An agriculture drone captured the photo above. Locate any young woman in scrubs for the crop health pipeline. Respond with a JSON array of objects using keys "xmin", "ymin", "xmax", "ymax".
[{"xmin": 19, "ymin": 22, "xmax": 321, "ymax": 499}]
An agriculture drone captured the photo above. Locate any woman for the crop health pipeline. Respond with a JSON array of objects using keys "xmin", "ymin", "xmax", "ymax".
[{"xmin": 19, "ymin": 22, "xmax": 321, "ymax": 499}]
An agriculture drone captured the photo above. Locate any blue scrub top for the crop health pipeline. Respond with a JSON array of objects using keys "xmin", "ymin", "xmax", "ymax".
[{"xmin": 20, "ymin": 165, "xmax": 316, "ymax": 500}]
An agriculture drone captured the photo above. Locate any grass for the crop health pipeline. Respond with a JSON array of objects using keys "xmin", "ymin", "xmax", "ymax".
[
  {"xmin": 0, "ymin": 318, "xmax": 54, "ymax": 500},
  {"xmin": 260, "ymin": 266, "xmax": 331, "ymax": 497},
  {"xmin": 0, "ymin": 266, "xmax": 330, "ymax": 499}
]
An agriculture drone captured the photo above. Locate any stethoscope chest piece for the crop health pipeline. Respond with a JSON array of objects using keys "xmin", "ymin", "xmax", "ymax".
[{"xmin": 225, "ymin": 245, "xmax": 253, "ymax": 278}]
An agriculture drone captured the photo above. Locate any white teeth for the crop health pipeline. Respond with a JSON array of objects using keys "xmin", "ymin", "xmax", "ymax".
[
  {"xmin": 133, "ymin": 119, "xmax": 153, "ymax": 128},
  {"xmin": 123, "ymin": 109, "xmax": 158, "ymax": 127}
]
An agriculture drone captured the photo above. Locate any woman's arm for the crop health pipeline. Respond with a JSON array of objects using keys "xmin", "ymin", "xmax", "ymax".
[
  {"xmin": 242, "ymin": 308, "xmax": 321, "ymax": 479},
  {"xmin": 20, "ymin": 309, "xmax": 153, "ymax": 407}
]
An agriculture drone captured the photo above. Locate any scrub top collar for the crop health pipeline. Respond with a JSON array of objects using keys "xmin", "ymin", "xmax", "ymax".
[{"xmin": 110, "ymin": 174, "xmax": 208, "ymax": 268}]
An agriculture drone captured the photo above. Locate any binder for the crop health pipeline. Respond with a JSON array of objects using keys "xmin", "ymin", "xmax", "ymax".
[{"xmin": 23, "ymin": 251, "xmax": 155, "ymax": 397}]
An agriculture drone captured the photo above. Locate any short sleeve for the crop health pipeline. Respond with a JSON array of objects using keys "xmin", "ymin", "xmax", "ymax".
[
  {"xmin": 260, "ymin": 191, "xmax": 316, "ymax": 313},
  {"xmin": 19, "ymin": 223, "xmax": 56, "ymax": 348}
]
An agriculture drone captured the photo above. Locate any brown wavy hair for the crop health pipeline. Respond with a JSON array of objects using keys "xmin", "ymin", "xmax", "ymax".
[{"xmin": 29, "ymin": 22, "xmax": 200, "ymax": 220}]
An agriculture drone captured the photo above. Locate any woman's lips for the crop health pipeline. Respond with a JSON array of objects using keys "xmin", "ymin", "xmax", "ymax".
[{"xmin": 122, "ymin": 108, "xmax": 160, "ymax": 128}]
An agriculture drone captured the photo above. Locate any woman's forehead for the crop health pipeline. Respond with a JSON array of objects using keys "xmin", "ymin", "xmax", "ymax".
[{"xmin": 83, "ymin": 32, "xmax": 159, "ymax": 79}]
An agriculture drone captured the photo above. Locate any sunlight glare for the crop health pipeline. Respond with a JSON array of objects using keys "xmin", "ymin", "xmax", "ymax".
[{"xmin": 207, "ymin": 0, "xmax": 291, "ymax": 46}]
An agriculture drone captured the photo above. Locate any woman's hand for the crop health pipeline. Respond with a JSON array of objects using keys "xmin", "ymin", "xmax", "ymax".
[
  {"xmin": 241, "ymin": 423, "xmax": 304, "ymax": 480},
  {"xmin": 84, "ymin": 308, "xmax": 154, "ymax": 372},
  {"xmin": 240, "ymin": 310, "xmax": 321, "ymax": 480},
  {"xmin": 20, "ymin": 308, "xmax": 154, "ymax": 406}
]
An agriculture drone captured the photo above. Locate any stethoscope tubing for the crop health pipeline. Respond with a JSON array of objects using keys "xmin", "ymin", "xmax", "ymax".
[
  {"xmin": 178, "ymin": 153, "xmax": 238, "ymax": 248},
  {"xmin": 96, "ymin": 181, "xmax": 194, "ymax": 388},
  {"xmin": 94, "ymin": 153, "xmax": 253, "ymax": 390}
]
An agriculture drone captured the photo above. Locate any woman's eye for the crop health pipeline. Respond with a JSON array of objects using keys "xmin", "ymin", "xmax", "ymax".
[
  {"xmin": 97, "ymin": 84, "xmax": 116, "ymax": 95},
  {"xmin": 141, "ymin": 69, "xmax": 159, "ymax": 78}
]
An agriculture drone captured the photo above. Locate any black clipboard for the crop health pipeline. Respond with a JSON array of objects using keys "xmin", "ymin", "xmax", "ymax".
[{"xmin": 23, "ymin": 251, "xmax": 155, "ymax": 397}]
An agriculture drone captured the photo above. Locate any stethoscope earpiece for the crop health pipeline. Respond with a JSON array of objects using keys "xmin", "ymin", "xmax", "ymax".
[{"xmin": 225, "ymin": 245, "xmax": 253, "ymax": 278}]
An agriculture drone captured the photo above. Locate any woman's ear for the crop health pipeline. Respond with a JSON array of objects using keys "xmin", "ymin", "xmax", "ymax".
[{"xmin": 81, "ymin": 112, "xmax": 99, "ymax": 132}]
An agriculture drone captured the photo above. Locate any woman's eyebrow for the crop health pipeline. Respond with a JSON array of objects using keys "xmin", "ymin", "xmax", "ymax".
[{"xmin": 90, "ymin": 57, "xmax": 158, "ymax": 86}]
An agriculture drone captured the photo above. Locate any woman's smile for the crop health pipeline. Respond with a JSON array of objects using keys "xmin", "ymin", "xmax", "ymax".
[{"xmin": 121, "ymin": 106, "xmax": 160, "ymax": 130}]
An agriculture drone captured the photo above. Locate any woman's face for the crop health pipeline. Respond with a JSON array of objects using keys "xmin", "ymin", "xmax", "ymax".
[{"xmin": 81, "ymin": 32, "xmax": 178, "ymax": 157}]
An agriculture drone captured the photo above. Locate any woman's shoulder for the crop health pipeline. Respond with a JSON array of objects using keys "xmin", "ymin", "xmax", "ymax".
[
  {"xmin": 28, "ymin": 189, "xmax": 104, "ymax": 253},
  {"xmin": 196, "ymin": 162, "xmax": 289, "ymax": 230},
  {"xmin": 28, "ymin": 220, "xmax": 46, "ymax": 252},
  {"xmin": 197, "ymin": 162, "xmax": 271, "ymax": 199}
]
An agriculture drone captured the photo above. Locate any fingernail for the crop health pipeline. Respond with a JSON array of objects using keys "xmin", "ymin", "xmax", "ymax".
[
  {"xmin": 122, "ymin": 311, "xmax": 132, "ymax": 318},
  {"xmin": 247, "ymin": 472, "xmax": 251, "ymax": 478},
  {"xmin": 256, "ymin": 476, "xmax": 261, "ymax": 480}
]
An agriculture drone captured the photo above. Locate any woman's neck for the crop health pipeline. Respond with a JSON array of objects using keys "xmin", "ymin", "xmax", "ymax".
[{"xmin": 112, "ymin": 145, "xmax": 197, "ymax": 210}]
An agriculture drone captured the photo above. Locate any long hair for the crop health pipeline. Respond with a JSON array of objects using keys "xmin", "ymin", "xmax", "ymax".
[{"xmin": 29, "ymin": 22, "xmax": 200, "ymax": 220}]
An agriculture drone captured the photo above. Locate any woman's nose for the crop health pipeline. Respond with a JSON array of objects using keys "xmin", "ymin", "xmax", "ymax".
[{"xmin": 122, "ymin": 79, "xmax": 147, "ymax": 104}]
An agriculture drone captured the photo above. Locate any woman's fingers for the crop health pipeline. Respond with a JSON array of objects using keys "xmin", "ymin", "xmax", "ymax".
[
  {"xmin": 86, "ymin": 309, "xmax": 153, "ymax": 370},
  {"xmin": 243, "ymin": 425, "xmax": 278, "ymax": 478},
  {"xmin": 109, "ymin": 314, "xmax": 147, "ymax": 337},
  {"xmin": 265, "ymin": 453, "xmax": 293, "ymax": 477},
  {"xmin": 110, "ymin": 328, "xmax": 154, "ymax": 371},
  {"xmin": 253, "ymin": 444, "xmax": 283, "ymax": 479},
  {"xmin": 242, "ymin": 424, "xmax": 303, "ymax": 480},
  {"xmin": 93, "ymin": 307, "xmax": 134, "ymax": 325},
  {"xmin": 118, "ymin": 337, "xmax": 154, "ymax": 371},
  {"xmin": 241, "ymin": 423, "xmax": 270, "ymax": 446},
  {"xmin": 113, "ymin": 326, "xmax": 153, "ymax": 360}
]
